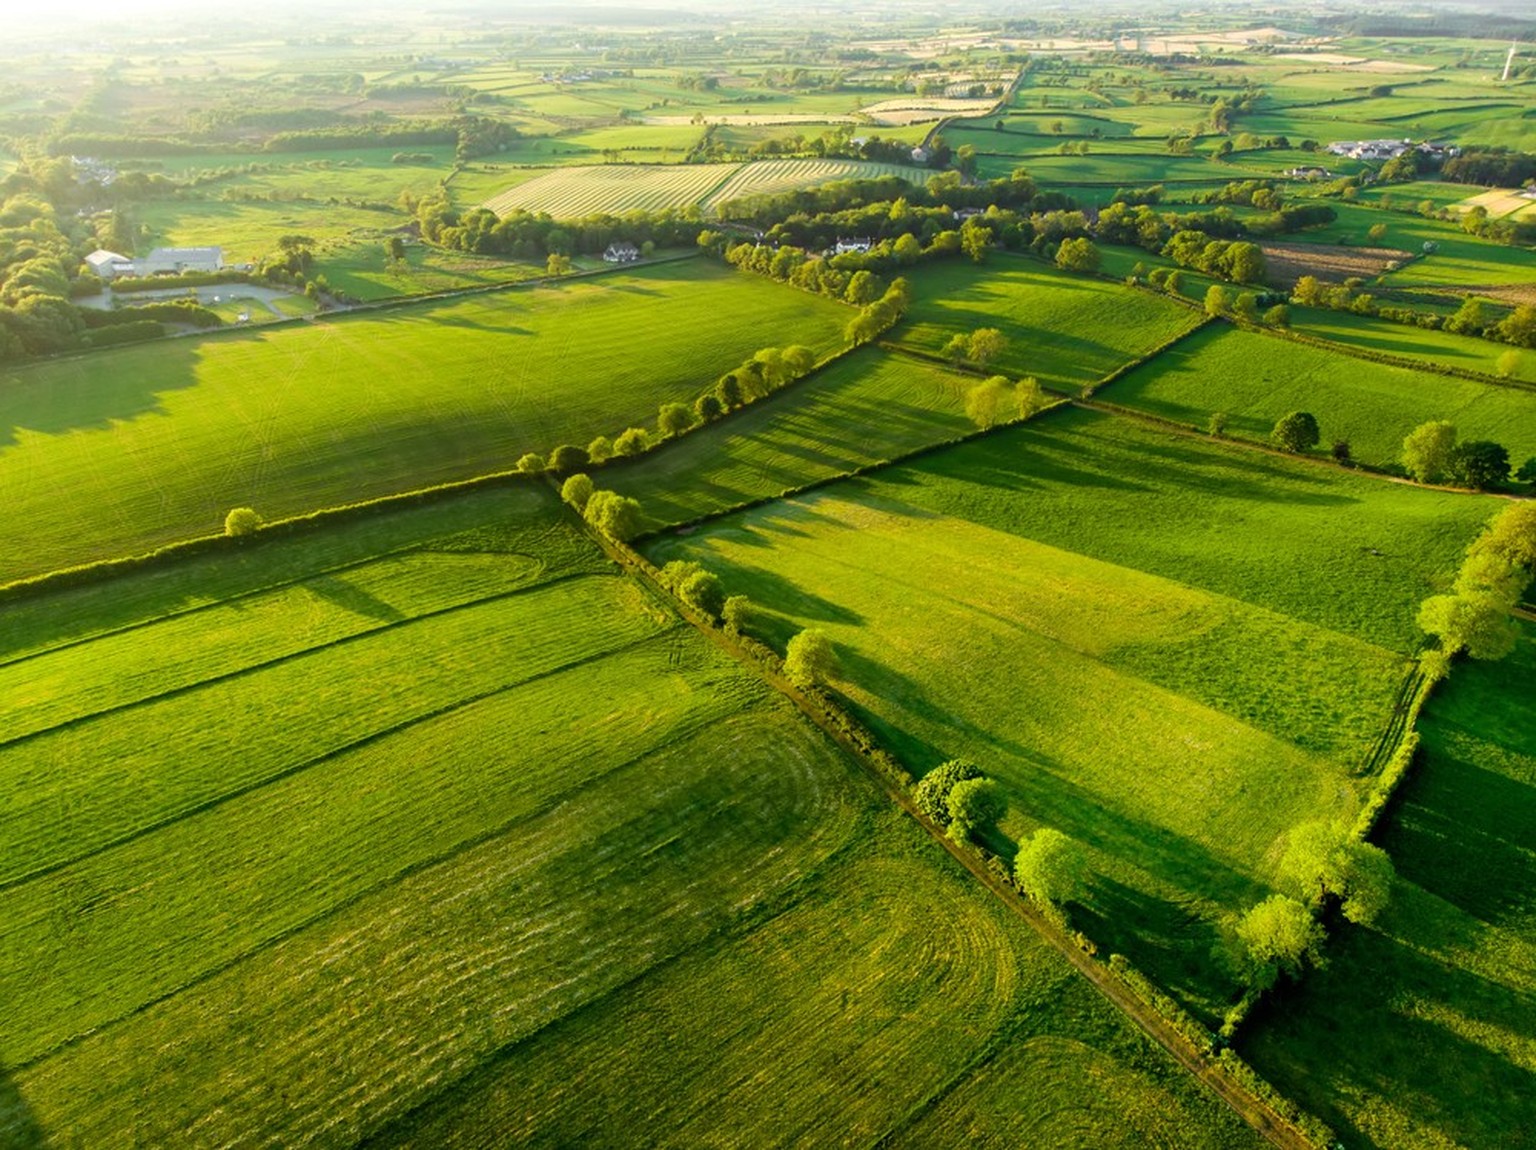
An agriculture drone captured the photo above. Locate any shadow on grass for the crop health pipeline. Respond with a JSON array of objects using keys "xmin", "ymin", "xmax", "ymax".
[
  {"xmin": 303, "ymin": 572, "xmax": 408, "ymax": 625},
  {"xmin": 0, "ymin": 1067, "xmax": 47, "ymax": 1149}
]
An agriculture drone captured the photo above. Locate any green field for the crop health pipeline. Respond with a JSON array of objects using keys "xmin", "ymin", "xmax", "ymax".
[
  {"xmin": 603, "ymin": 346, "xmax": 975, "ymax": 528},
  {"xmin": 1293, "ymin": 306, "xmax": 1536, "ymax": 384},
  {"xmin": 0, "ymin": 483, "xmax": 1262, "ymax": 1149},
  {"xmin": 1106, "ymin": 324, "xmax": 1536, "ymax": 470},
  {"xmin": 0, "ymin": 260, "xmax": 849, "ymax": 583},
  {"xmin": 1242, "ymin": 622, "xmax": 1536, "ymax": 1150},
  {"xmin": 649, "ymin": 409, "xmax": 1494, "ymax": 1016},
  {"xmin": 895, "ymin": 258, "xmax": 1205, "ymax": 390}
]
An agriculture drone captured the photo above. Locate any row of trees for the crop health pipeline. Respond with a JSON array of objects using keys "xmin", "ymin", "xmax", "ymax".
[
  {"xmin": 1417, "ymin": 501, "xmax": 1536, "ymax": 667},
  {"xmin": 1402, "ymin": 420, "xmax": 1528, "ymax": 491},
  {"xmin": 1293, "ymin": 276, "xmax": 1536, "ymax": 352}
]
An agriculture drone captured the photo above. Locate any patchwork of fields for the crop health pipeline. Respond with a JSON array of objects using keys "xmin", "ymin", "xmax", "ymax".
[
  {"xmin": 0, "ymin": 484, "xmax": 1263, "ymax": 1149},
  {"xmin": 480, "ymin": 157, "xmax": 927, "ymax": 218},
  {"xmin": 0, "ymin": 260, "xmax": 849, "ymax": 583},
  {"xmin": 1242, "ymin": 622, "xmax": 1536, "ymax": 1150},
  {"xmin": 1106, "ymin": 324, "xmax": 1536, "ymax": 469},
  {"xmin": 649, "ymin": 410, "xmax": 1496, "ymax": 1017}
]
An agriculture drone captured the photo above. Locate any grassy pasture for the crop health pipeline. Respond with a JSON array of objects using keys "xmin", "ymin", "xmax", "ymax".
[
  {"xmin": 603, "ymin": 347, "xmax": 974, "ymax": 528},
  {"xmin": 1106, "ymin": 323, "xmax": 1536, "ymax": 469},
  {"xmin": 0, "ymin": 260, "xmax": 850, "ymax": 583},
  {"xmin": 649, "ymin": 410, "xmax": 1490, "ymax": 1014},
  {"xmin": 1292, "ymin": 305, "xmax": 1536, "ymax": 384},
  {"xmin": 894, "ymin": 258, "xmax": 1204, "ymax": 390},
  {"xmin": 316, "ymin": 237, "xmax": 545, "ymax": 301},
  {"xmin": 1242, "ymin": 623, "xmax": 1536, "ymax": 1150},
  {"xmin": 0, "ymin": 485, "xmax": 1261, "ymax": 1149}
]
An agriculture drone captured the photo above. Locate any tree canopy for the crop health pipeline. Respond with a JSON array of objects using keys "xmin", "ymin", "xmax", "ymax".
[{"xmin": 1014, "ymin": 827, "xmax": 1090, "ymax": 906}]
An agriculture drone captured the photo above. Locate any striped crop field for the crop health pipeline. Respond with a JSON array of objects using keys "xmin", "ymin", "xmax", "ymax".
[
  {"xmin": 0, "ymin": 484, "xmax": 1262, "ymax": 1149},
  {"xmin": 480, "ymin": 163, "xmax": 738, "ymax": 217},
  {"xmin": 0, "ymin": 259, "xmax": 850, "ymax": 584},
  {"xmin": 704, "ymin": 157, "xmax": 928, "ymax": 207},
  {"xmin": 650, "ymin": 409, "xmax": 1496, "ymax": 1019},
  {"xmin": 481, "ymin": 158, "xmax": 928, "ymax": 218}
]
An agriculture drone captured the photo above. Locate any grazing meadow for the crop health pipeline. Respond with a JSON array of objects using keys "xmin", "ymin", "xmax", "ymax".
[
  {"xmin": 649, "ymin": 409, "xmax": 1496, "ymax": 1018},
  {"xmin": 0, "ymin": 483, "xmax": 1263, "ymax": 1150}
]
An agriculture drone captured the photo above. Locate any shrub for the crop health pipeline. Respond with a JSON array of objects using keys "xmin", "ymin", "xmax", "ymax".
[
  {"xmin": 224, "ymin": 507, "xmax": 263, "ymax": 537},
  {"xmin": 582, "ymin": 490, "xmax": 643, "ymax": 541},
  {"xmin": 548, "ymin": 444, "xmax": 589, "ymax": 473},
  {"xmin": 560, "ymin": 473, "xmax": 594, "ymax": 510},
  {"xmin": 516, "ymin": 452, "xmax": 546, "ymax": 475},
  {"xmin": 1208, "ymin": 411, "xmax": 1228, "ymax": 437},
  {"xmin": 912, "ymin": 759, "xmax": 981, "ymax": 826}
]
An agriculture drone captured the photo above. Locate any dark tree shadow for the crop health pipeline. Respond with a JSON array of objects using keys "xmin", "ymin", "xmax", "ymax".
[
  {"xmin": 0, "ymin": 1066, "xmax": 47, "ymax": 1149},
  {"xmin": 303, "ymin": 573, "xmax": 407, "ymax": 625}
]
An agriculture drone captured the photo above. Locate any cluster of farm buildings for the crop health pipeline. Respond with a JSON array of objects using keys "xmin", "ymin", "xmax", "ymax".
[
  {"xmin": 1325, "ymin": 138, "xmax": 1460, "ymax": 161},
  {"xmin": 84, "ymin": 246, "xmax": 223, "ymax": 280}
]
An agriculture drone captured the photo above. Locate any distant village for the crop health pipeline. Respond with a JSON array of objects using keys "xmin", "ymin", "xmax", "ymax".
[{"xmin": 1324, "ymin": 138, "xmax": 1460, "ymax": 162}]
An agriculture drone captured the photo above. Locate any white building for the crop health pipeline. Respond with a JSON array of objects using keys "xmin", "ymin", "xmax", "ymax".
[
  {"xmin": 142, "ymin": 247, "xmax": 223, "ymax": 275},
  {"xmin": 602, "ymin": 242, "xmax": 640, "ymax": 263},
  {"xmin": 84, "ymin": 249, "xmax": 134, "ymax": 279}
]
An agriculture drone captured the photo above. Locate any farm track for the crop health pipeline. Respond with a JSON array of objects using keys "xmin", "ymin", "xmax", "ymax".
[
  {"xmin": 587, "ymin": 524, "xmax": 1320, "ymax": 1150},
  {"xmin": 0, "ymin": 622, "xmax": 672, "ymax": 900}
]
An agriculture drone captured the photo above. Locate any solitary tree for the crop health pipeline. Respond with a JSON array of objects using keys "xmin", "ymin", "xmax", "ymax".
[
  {"xmin": 965, "ymin": 375, "xmax": 1010, "ymax": 430},
  {"xmin": 546, "ymin": 252, "xmax": 572, "ymax": 277},
  {"xmin": 1014, "ymin": 827, "xmax": 1091, "ymax": 906},
  {"xmin": 1401, "ymin": 420, "xmax": 1457, "ymax": 483},
  {"xmin": 560, "ymin": 472, "xmax": 594, "ymax": 511},
  {"xmin": 582, "ymin": 490, "xmax": 643, "ymax": 541},
  {"xmin": 1271, "ymin": 411, "xmax": 1320, "ymax": 453},
  {"xmin": 224, "ymin": 507, "xmax": 262, "ymax": 537},
  {"xmin": 1233, "ymin": 895, "xmax": 1324, "ymax": 990},
  {"xmin": 913, "ymin": 760, "xmax": 982, "ymax": 826},
  {"xmin": 783, "ymin": 628, "xmax": 837, "ymax": 689}
]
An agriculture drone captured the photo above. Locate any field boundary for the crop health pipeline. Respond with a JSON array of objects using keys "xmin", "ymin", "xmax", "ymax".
[{"xmin": 588, "ymin": 521, "xmax": 1331, "ymax": 1150}]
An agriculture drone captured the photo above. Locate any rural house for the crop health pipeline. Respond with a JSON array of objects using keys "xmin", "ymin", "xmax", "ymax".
[
  {"xmin": 85, "ymin": 249, "xmax": 134, "ymax": 279},
  {"xmin": 603, "ymin": 242, "xmax": 640, "ymax": 263},
  {"xmin": 142, "ymin": 246, "xmax": 223, "ymax": 275}
]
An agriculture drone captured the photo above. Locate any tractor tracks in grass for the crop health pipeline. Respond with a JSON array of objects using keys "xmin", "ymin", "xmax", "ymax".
[{"xmin": 587, "ymin": 523, "xmax": 1322, "ymax": 1150}]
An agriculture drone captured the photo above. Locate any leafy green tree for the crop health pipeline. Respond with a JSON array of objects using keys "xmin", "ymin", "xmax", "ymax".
[
  {"xmin": 1402, "ymin": 420, "xmax": 1457, "ymax": 483},
  {"xmin": 694, "ymin": 392, "xmax": 724, "ymax": 422},
  {"xmin": 965, "ymin": 375, "xmax": 1010, "ymax": 430},
  {"xmin": 1494, "ymin": 304, "xmax": 1536, "ymax": 348},
  {"xmin": 1331, "ymin": 440, "xmax": 1352, "ymax": 465},
  {"xmin": 1446, "ymin": 440, "xmax": 1510, "ymax": 490},
  {"xmin": 1208, "ymin": 411, "xmax": 1228, "ymax": 437},
  {"xmin": 1418, "ymin": 593, "xmax": 1519, "ymax": 660},
  {"xmin": 845, "ymin": 270, "xmax": 881, "ymax": 306},
  {"xmin": 960, "ymin": 221, "xmax": 994, "ymax": 263},
  {"xmin": 1271, "ymin": 411, "xmax": 1320, "ymax": 453},
  {"xmin": 587, "ymin": 435, "xmax": 614, "ymax": 463},
  {"xmin": 1232, "ymin": 292, "xmax": 1259, "ymax": 324},
  {"xmin": 546, "ymin": 252, "xmax": 572, "ymax": 276},
  {"xmin": 1469, "ymin": 501, "xmax": 1536, "ymax": 571},
  {"xmin": 1224, "ymin": 242, "xmax": 1266, "ymax": 284},
  {"xmin": 657, "ymin": 402, "xmax": 696, "ymax": 438},
  {"xmin": 893, "ymin": 233, "xmax": 923, "ymax": 264},
  {"xmin": 582, "ymin": 490, "xmax": 643, "ymax": 541},
  {"xmin": 913, "ymin": 759, "xmax": 981, "ymax": 826},
  {"xmin": 1367, "ymin": 222, "xmax": 1388, "ymax": 243},
  {"xmin": 614, "ymin": 427, "xmax": 651, "ymax": 457},
  {"xmin": 1445, "ymin": 297, "xmax": 1493, "ymax": 337},
  {"xmin": 1234, "ymin": 895, "xmax": 1324, "ymax": 990},
  {"xmin": 715, "ymin": 374, "xmax": 744, "ymax": 410},
  {"xmin": 224, "ymin": 507, "xmax": 262, "ymax": 537},
  {"xmin": 783, "ymin": 628, "xmax": 837, "ymax": 689},
  {"xmin": 1263, "ymin": 303, "xmax": 1290, "ymax": 328},
  {"xmin": 967, "ymin": 328, "xmax": 1007, "ymax": 368},
  {"xmin": 516, "ymin": 452, "xmax": 546, "ymax": 474},
  {"xmin": 783, "ymin": 345, "xmax": 817, "ymax": 378},
  {"xmin": 721, "ymin": 594, "xmax": 752, "ymax": 634},
  {"xmin": 1015, "ymin": 376, "xmax": 1045, "ymax": 418},
  {"xmin": 1054, "ymin": 237, "xmax": 1101, "ymax": 273},
  {"xmin": 945, "ymin": 777, "xmax": 1006, "ymax": 844},
  {"xmin": 1204, "ymin": 284, "xmax": 1231, "ymax": 316},
  {"xmin": 942, "ymin": 333, "xmax": 970, "ymax": 366},
  {"xmin": 1279, "ymin": 821, "xmax": 1395, "ymax": 925},
  {"xmin": 560, "ymin": 473, "xmax": 594, "ymax": 511},
  {"xmin": 1517, "ymin": 457, "xmax": 1536, "ymax": 484},
  {"xmin": 386, "ymin": 236, "xmax": 406, "ymax": 263},
  {"xmin": 548, "ymin": 444, "xmax": 589, "ymax": 473},
  {"xmin": 678, "ymin": 568, "xmax": 724, "ymax": 617},
  {"xmin": 1014, "ymin": 827, "xmax": 1090, "ymax": 906}
]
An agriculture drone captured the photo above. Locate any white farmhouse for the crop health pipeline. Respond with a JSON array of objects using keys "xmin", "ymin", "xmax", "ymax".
[{"xmin": 84, "ymin": 249, "xmax": 135, "ymax": 279}]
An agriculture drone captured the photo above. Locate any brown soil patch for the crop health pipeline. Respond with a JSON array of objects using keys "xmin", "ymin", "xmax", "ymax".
[{"xmin": 1260, "ymin": 242, "xmax": 1413, "ymax": 286}]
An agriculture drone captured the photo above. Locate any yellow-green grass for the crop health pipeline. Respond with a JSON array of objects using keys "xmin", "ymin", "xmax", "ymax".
[
  {"xmin": 976, "ymin": 150, "xmax": 1229, "ymax": 184},
  {"xmin": 647, "ymin": 411, "xmax": 1495, "ymax": 1014},
  {"xmin": 1291, "ymin": 305, "xmax": 1536, "ymax": 384},
  {"xmin": 895, "ymin": 258, "xmax": 1204, "ymax": 390},
  {"xmin": 602, "ymin": 346, "xmax": 975, "ymax": 528},
  {"xmin": 317, "ymin": 238, "xmax": 545, "ymax": 301},
  {"xmin": 705, "ymin": 156, "xmax": 927, "ymax": 207},
  {"xmin": 1242, "ymin": 622, "xmax": 1536, "ymax": 1150},
  {"xmin": 136, "ymin": 197, "xmax": 403, "ymax": 265},
  {"xmin": 0, "ymin": 261, "xmax": 849, "ymax": 583},
  {"xmin": 0, "ymin": 491, "xmax": 1261, "ymax": 1149},
  {"xmin": 1106, "ymin": 324, "xmax": 1536, "ymax": 469},
  {"xmin": 481, "ymin": 162, "xmax": 738, "ymax": 216}
]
